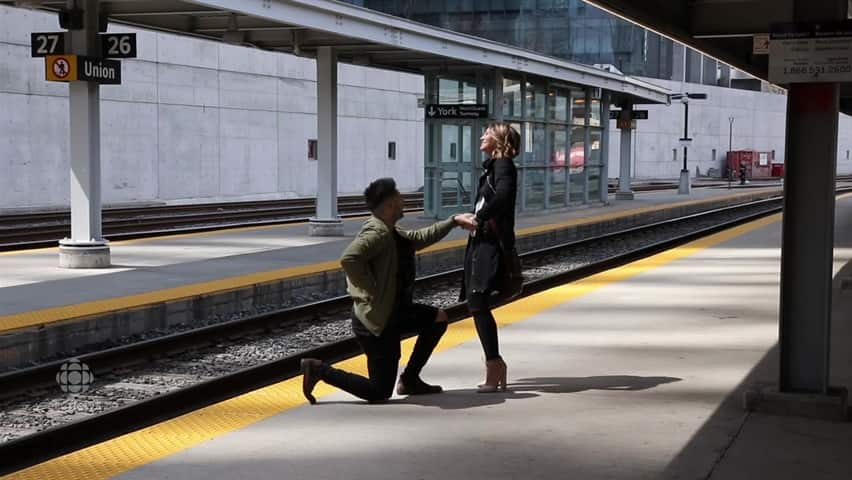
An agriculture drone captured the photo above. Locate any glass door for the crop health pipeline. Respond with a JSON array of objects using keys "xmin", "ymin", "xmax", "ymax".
[{"xmin": 425, "ymin": 119, "xmax": 477, "ymax": 218}]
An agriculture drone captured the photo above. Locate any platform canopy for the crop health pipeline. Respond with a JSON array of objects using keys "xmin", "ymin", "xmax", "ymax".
[
  {"xmin": 5, "ymin": 0, "xmax": 669, "ymax": 105},
  {"xmin": 581, "ymin": 0, "xmax": 852, "ymax": 113}
]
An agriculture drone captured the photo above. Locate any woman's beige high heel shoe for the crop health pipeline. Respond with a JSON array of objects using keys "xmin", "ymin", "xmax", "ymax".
[{"xmin": 477, "ymin": 358, "xmax": 507, "ymax": 393}]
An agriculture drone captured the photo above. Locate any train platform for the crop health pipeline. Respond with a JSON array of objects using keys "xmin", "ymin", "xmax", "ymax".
[
  {"xmin": 0, "ymin": 185, "xmax": 805, "ymax": 369},
  {"xmin": 6, "ymin": 193, "xmax": 851, "ymax": 480}
]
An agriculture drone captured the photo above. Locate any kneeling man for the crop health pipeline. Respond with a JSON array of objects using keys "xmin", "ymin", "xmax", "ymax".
[{"xmin": 301, "ymin": 178, "xmax": 476, "ymax": 403}]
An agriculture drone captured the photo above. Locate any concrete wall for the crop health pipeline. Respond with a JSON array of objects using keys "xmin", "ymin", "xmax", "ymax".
[
  {"xmin": 0, "ymin": 5, "xmax": 424, "ymax": 210},
  {"xmin": 607, "ymin": 78, "xmax": 852, "ymax": 179}
]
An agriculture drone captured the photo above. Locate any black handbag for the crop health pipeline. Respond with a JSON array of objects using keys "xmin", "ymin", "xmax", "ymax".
[
  {"xmin": 487, "ymin": 218, "xmax": 523, "ymax": 301},
  {"xmin": 498, "ymin": 244, "xmax": 524, "ymax": 301}
]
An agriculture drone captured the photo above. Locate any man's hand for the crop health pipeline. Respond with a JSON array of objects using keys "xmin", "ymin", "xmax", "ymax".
[{"xmin": 453, "ymin": 213, "xmax": 478, "ymax": 231}]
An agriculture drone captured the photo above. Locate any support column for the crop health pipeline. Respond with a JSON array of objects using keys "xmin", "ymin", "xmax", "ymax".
[
  {"xmin": 494, "ymin": 69, "xmax": 504, "ymax": 122},
  {"xmin": 780, "ymin": 82, "xmax": 838, "ymax": 393},
  {"xmin": 59, "ymin": 0, "xmax": 110, "ymax": 268},
  {"xmin": 616, "ymin": 103, "xmax": 634, "ymax": 201},
  {"xmin": 744, "ymin": 0, "xmax": 848, "ymax": 421},
  {"xmin": 309, "ymin": 46, "xmax": 344, "ymax": 236},
  {"xmin": 599, "ymin": 92, "xmax": 610, "ymax": 204},
  {"xmin": 583, "ymin": 88, "xmax": 592, "ymax": 204}
]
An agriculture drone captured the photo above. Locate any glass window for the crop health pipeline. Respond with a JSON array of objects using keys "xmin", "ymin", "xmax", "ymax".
[
  {"xmin": 569, "ymin": 126, "xmax": 586, "ymax": 203},
  {"xmin": 524, "ymin": 122, "xmax": 547, "ymax": 166},
  {"xmin": 589, "ymin": 98, "xmax": 602, "ymax": 127},
  {"xmin": 548, "ymin": 87, "xmax": 569, "ymax": 122},
  {"xmin": 588, "ymin": 128, "xmax": 603, "ymax": 166},
  {"xmin": 441, "ymin": 170, "xmax": 460, "ymax": 207},
  {"xmin": 525, "ymin": 80, "xmax": 546, "ymax": 120},
  {"xmin": 502, "ymin": 77, "xmax": 523, "ymax": 118},
  {"xmin": 438, "ymin": 77, "xmax": 477, "ymax": 104},
  {"xmin": 549, "ymin": 125, "xmax": 568, "ymax": 207},
  {"xmin": 570, "ymin": 89, "xmax": 587, "ymax": 126},
  {"xmin": 587, "ymin": 166, "xmax": 601, "ymax": 201},
  {"xmin": 524, "ymin": 169, "xmax": 546, "ymax": 211},
  {"xmin": 441, "ymin": 124, "xmax": 460, "ymax": 164}
]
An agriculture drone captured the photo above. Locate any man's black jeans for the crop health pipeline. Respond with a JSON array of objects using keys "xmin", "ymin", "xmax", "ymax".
[{"xmin": 321, "ymin": 303, "xmax": 447, "ymax": 402}]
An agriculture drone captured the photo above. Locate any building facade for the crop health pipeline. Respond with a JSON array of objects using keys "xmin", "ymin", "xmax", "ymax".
[{"xmin": 344, "ymin": 0, "xmax": 728, "ymax": 87}]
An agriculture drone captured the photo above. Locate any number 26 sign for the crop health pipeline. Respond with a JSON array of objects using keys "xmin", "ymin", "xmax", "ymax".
[{"xmin": 100, "ymin": 33, "xmax": 137, "ymax": 59}]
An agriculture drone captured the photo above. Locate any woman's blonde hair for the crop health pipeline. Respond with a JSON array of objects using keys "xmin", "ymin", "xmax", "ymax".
[{"xmin": 486, "ymin": 122, "xmax": 521, "ymax": 159}]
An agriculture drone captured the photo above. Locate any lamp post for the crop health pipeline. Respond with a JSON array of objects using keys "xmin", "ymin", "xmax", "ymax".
[
  {"xmin": 728, "ymin": 116, "xmax": 735, "ymax": 189},
  {"xmin": 670, "ymin": 92, "xmax": 708, "ymax": 195}
]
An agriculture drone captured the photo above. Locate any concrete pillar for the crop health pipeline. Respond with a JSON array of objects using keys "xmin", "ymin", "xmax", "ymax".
[
  {"xmin": 309, "ymin": 46, "xmax": 344, "ymax": 236},
  {"xmin": 780, "ymin": 82, "xmax": 839, "ymax": 393},
  {"xmin": 745, "ymin": 0, "xmax": 849, "ymax": 421},
  {"xmin": 616, "ymin": 103, "xmax": 634, "ymax": 200},
  {"xmin": 59, "ymin": 0, "xmax": 110, "ymax": 268}
]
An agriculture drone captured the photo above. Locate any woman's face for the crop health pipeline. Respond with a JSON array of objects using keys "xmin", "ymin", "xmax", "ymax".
[{"xmin": 479, "ymin": 129, "xmax": 498, "ymax": 156}]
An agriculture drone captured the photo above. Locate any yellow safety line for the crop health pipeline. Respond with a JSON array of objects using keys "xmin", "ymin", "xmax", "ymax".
[
  {"xmin": 0, "ymin": 189, "xmax": 780, "ymax": 333},
  {"xmin": 0, "ymin": 261, "xmax": 339, "ymax": 333},
  {"xmin": 0, "ymin": 212, "xmax": 781, "ymax": 480}
]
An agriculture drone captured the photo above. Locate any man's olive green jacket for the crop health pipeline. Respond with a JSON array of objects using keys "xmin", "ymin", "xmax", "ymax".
[{"xmin": 340, "ymin": 215, "xmax": 456, "ymax": 335}]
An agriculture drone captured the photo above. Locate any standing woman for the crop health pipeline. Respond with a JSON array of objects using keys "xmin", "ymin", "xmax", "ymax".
[{"xmin": 462, "ymin": 122, "xmax": 520, "ymax": 392}]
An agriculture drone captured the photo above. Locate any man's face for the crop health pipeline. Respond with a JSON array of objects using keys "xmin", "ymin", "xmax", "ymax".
[{"xmin": 385, "ymin": 191, "xmax": 404, "ymax": 223}]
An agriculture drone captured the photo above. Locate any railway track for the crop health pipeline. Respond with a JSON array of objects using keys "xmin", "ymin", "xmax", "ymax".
[
  {"xmin": 0, "ymin": 193, "xmax": 425, "ymax": 251},
  {"xmin": 4, "ymin": 187, "xmax": 851, "ymax": 474},
  {"xmin": 0, "ymin": 178, "xmax": 768, "ymax": 252}
]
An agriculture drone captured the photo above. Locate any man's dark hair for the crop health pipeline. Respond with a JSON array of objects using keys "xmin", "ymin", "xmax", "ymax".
[{"xmin": 364, "ymin": 177, "xmax": 398, "ymax": 211}]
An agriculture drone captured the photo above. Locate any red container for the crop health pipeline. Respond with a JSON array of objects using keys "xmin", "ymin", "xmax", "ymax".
[
  {"xmin": 727, "ymin": 150, "xmax": 775, "ymax": 178},
  {"xmin": 771, "ymin": 163, "xmax": 785, "ymax": 177}
]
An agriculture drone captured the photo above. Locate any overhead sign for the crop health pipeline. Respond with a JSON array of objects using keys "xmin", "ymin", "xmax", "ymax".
[
  {"xmin": 31, "ymin": 32, "xmax": 66, "ymax": 57},
  {"xmin": 769, "ymin": 21, "xmax": 852, "ymax": 83},
  {"xmin": 753, "ymin": 34, "xmax": 770, "ymax": 55},
  {"xmin": 45, "ymin": 54, "xmax": 77, "ymax": 81},
  {"xmin": 609, "ymin": 110, "xmax": 649, "ymax": 120},
  {"xmin": 616, "ymin": 118, "xmax": 635, "ymax": 130},
  {"xmin": 425, "ymin": 104, "xmax": 488, "ymax": 119},
  {"xmin": 100, "ymin": 33, "xmax": 137, "ymax": 58},
  {"xmin": 79, "ymin": 56, "xmax": 122, "ymax": 84},
  {"xmin": 44, "ymin": 55, "xmax": 121, "ymax": 84}
]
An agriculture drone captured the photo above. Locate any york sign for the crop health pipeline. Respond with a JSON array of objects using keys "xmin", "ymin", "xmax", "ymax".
[{"xmin": 425, "ymin": 104, "xmax": 489, "ymax": 119}]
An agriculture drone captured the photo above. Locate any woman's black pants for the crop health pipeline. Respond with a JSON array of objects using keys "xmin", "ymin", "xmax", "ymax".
[{"xmin": 468, "ymin": 293, "xmax": 500, "ymax": 361}]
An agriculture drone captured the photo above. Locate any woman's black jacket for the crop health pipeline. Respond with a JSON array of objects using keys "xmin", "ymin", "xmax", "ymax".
[{"xmin": 460, "ymin": 157, "xmax": 518, "ymax": 299}]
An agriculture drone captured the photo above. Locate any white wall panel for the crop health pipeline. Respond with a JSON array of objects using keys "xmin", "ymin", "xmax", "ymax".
[
  {"xmin": 219, "ymin": 109, "xmax": 278, "ymax": 196},
  {"xmin": 157, "ymin": 64, "xmax": 219, "ymax": 108},
  {"xmin": 158, "ymin": 104, "xmax": 220, "ymax": 200},
  {"xmin": 100, "ymin": 101, "xmax": 158, "ymax": 202}
]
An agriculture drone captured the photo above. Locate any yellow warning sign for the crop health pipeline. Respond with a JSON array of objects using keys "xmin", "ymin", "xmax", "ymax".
[{"xmin": 45, "ymin": 54, "xmax": 78, "ymax": 82}]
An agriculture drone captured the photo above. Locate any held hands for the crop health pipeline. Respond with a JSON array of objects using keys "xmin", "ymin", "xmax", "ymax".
[{"xmin": 453, "ymin": 213, "xmax": 478, "ymax": 231}]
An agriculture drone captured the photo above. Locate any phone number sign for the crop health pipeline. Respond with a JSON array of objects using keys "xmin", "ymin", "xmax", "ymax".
[{"xmin": 769, "ymin": 21, "xmax": 852, "ymax": 84}]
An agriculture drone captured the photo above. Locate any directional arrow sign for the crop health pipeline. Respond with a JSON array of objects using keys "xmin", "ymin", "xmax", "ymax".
[{"xmin": 425, "ymin": 104, "xmax": 488, "ymax": 119}]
